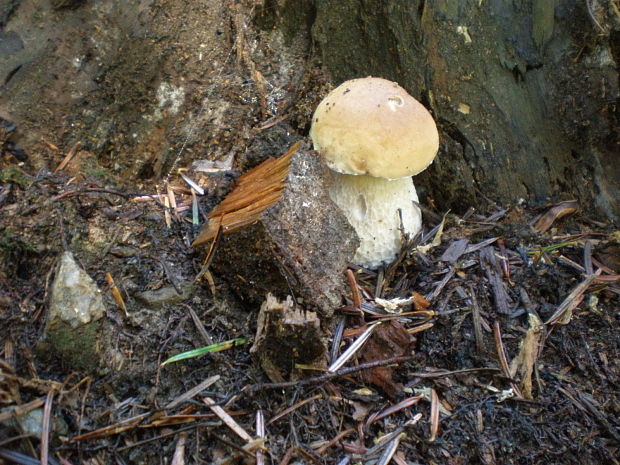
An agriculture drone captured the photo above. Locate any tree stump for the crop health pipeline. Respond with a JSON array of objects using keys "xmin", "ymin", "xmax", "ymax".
[{"xmin": 193, "ymin": 142, "xmax": 358, "ymax": 318}]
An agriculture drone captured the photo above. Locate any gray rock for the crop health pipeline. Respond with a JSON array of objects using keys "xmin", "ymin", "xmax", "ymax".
[
  {"xmin": 40, "ymin": 252, "xmax": 105, "ymax": 370},
  {"xmin": 134, "ymin": 281, "xmax": 196, "ymax": 308},
  {"xmin": 48, "ymin": 252, "xmax": 105, "ymax": 328},
  {"xmin": 2, "ymin": 408, "xmax": 68, "ymax": 439}
]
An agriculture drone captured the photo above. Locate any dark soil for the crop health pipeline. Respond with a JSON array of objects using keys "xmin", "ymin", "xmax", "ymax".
[{"xmin": 0, "ymin": 1, "xmax": 619, "ymax": 464}]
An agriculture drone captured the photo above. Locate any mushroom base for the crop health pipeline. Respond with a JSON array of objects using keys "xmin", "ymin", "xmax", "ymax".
[{"xmin": 328, "ymin": 173, "xmax": 421, "ymax": 269}]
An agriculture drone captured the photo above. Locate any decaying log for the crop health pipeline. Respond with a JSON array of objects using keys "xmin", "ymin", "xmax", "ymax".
[
  {"xmin": 193, "ymin": 142, "xmax": 358, "ymax": 317},
  {"xmin": 251, "ymin": 294, "xmax": 327, "ymax": 382}
]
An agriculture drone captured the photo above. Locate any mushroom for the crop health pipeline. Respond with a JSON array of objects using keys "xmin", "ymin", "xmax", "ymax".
[{"xmin": 309, "ymin": 77, "xmax": 439, "ymax": 269}]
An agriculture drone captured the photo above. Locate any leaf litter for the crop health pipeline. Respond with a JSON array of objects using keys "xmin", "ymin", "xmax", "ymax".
[{"xmin": 0, "ymin": 3, "xmax": 618, "ymax": 464}]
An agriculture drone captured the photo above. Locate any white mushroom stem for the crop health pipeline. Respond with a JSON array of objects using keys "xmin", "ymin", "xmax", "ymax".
[{"xmin": 328, "ymin": 172, "xmax": 421, "ymax": 269}]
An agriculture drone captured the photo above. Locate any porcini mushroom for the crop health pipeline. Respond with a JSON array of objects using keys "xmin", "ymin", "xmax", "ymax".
[{"xmin": 310, "ymin": 77, "xmax": 439, "ymax": 269}]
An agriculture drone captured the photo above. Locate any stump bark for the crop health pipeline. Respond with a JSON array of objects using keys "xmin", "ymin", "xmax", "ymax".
[
  {"xmin": 194, "ymin": 144, "xmax": 359, "ymax": 317},
  {"xmin": 265, "ymin": 0, "xmax": 620, "ymax": 221}
]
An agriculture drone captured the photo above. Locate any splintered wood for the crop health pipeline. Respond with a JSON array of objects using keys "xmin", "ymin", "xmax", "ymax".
[
  {"xmin": 251, "ymin": 294, "xmax": 326, "ymax": 382},
  {"xmin": 191, "ymin": 143, "xmax": 358, "ymax": 317},
  {"xmin": 192, "ymin": 142, "xmax": 300, "ymax": 247}
]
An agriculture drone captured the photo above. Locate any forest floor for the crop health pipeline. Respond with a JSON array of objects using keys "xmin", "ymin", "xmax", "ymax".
[{"xmin": 1, "ymin": 1, "xmax": 619, "ymax": 464}]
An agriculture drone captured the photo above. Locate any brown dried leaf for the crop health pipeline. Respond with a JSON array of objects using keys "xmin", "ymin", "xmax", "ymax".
[
  {"xmin": 411, "ymin": 291, "xmax": 431, "ymax": 311},
  {"xmin": 358, "ymin": 321, "xmax": 413, "ymax": 397},
  {"xmin": 351, "ymin": 401, "xmax": 370, "ymax": 422},
  {"xmin": 532, "ymin": 200, "xmax": 578, "ymax": 233}
]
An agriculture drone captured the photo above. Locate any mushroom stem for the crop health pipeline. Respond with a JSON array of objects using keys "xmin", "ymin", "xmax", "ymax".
[{"xmin": 328, "ymin": 172, "xmax": 421, "ymax": 269}]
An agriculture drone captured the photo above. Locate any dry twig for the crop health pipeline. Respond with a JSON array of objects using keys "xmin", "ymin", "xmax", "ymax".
[{"xmin": 203, "ymin": 396, "xmax": 252, "ymax": 442}]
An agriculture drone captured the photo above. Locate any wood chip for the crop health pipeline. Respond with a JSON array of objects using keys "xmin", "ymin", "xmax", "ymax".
[
  {"xmin": 509, "ymin": 313, "xmax": 544, "ymax": 399},
  {"xmin": 545, "ymin": 270, "xmax": 600, "ymax": 325},
  {"xmin": 479, "ymin": 247, "xmax": 513, "ymax": 314},
  {"xmin": 440, "ymin": 238, "xmax": 470, "ymax": 263},
  {"xmin": 192, "ymin": 142, "xmax": 300, "ymax": 246}
]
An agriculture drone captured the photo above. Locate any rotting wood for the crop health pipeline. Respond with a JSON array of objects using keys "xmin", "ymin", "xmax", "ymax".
[
  {"xmin": 193, "ymin": 142, "xmax": 358, "ymax": 317},
  {"xmin": 251, "ymin": 294, "xmax": 327, "ymax": 382},
  {"xmin": 479, "ymin": 247, "xmax": 513, "ymax": 315}
]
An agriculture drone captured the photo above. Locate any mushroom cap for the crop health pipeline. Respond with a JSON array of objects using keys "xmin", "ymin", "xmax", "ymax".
[{"xmin": 310, "ymin": 77, "xmax": 439, "ymax": 179}]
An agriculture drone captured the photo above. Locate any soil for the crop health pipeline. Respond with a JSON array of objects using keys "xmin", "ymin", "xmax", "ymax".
[{"xmin": 0, "ymin": 1, "xmax": 619, "ymax": 464}]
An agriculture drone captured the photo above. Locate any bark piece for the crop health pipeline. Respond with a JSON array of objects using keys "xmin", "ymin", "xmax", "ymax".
[
  {"xmin": 439, "ymin": 238, "xmax": 470, "ymax": 263},
  {"xmin": 195, "ymin": 144, "xmax": 358, "ymax": 317},
  {"xmin": 251, "ymin": 294, "xmax": 326, "ymax": 382},
  {"xmin": 479, "ymin": 247, "xmax": 513, "ymax": 315},
  {"xmin": 509, "ymin": 313, "xmax": 543, "ymax": 399},
  {"xmin": 272, "ymin": 1, "xmax": 620, "ymax": 220}
]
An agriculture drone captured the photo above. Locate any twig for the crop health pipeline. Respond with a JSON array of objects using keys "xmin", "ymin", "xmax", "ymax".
[
  {"xmin": 203, "ymin": 397, "xmax": 252, "ymax": 442},
  {"xmin": 267, "ymin": 394, "xmax": 322, "ymax": 426},
  {"xmin": 557, "ymin": 255, "xmax": 586, "ymax": 273},
  {"xmin": 328, "ymin": 322, "xmax": 380, "ymax": 372},
  {"xmin": 54, "ymin": 141, "xmax": 80, "ymax": 173},
  {"xmin": 183, "ymin": 303, "xmax": 214, "ymax": 346},
  {"xmin": 367, "ymin": 395, "xmax": 423, "ymax": 426},
  {"xmin": 346, "ymin": 269, "xmax": 362, "ymax": 308},
  {"xmin": 196, "ymin": 219, "xmax": 223, "ymax": 282},
  {"xmin": 329, "ymin": 316, "xmax": 346, "ymax": 364},
  {"xmin": 480, "ymin": 247, "xmax": 512, "ymax": 314},
  {"xmin": 40, "ymin": 389, "xmax": 55, "ymax": 465},
  {"xmin": 497, "ymin": 238, "xmax": 512, "ymax": 283},
  {"xmin": 171, "ymin": 432, "xmax": 187, "ymax": 465},
  {"xmin": 212, "ymin": 435, "xmax": 256, "ymax": 459},
  {"xmin": 557, "ymin": 385, "xmax": 620, "ymax": 442},
  {"xmin": 425, "ymin": 267, "xmax": 455, "ymax": 302},
  {"xmin": 256, "ymin": 410, "xmax": 265, "ymax": 465},
  {"xmin": 429, "ymin": 388, "xmax": 439, "ymax": 442},
  {"xmin": 0, "ymin": 397, "xmax": 45, "ymax": 423},
  {"xmin": 238, "ymin": 356, "xmax": 412, "ymax": 398},
  {"xmin": 116, "ymin": 422, "xmax": 217, "ymax": 452},
  {"xmin": 106, "ymin": 272, "xmax": 128, "ymax": 317},
  {"xmin": 493, "ymin": 322, "xmax": 522, "ymax": 397},
  {"xmin": 315, "ymin": 428, "xmax": 355, "ymax": 455},
  {"xmin": 70, "ymin": 412, "xmax": 151, "ymax": 442},
  {"xmin": 364, "ymin": 418, "xmax": 417, "ymax": 458},
  {"xmin": 376, "ymin": 432, "xmax": 405, "ymax": 465},
  {"xmin": 469, "ymin": 285, "xmax": 485, "ymax": 355},
  {"xmin": 463, "ymin": 237, "xmax": 499, "ymax": 255},
  {"xmin": 545, "ymin": 271, "xmax": 600, "ymax": 325},
  {"xmin": 279, "ymin": 446, "xmax": 296, "ymax": 465},
  {"xmin": 165, "ymin": 375, "xmax": 220, "ymax": 409},
  {"xmin": 583, "ymin": 241, "xmax": 593, "ymax": 275}
]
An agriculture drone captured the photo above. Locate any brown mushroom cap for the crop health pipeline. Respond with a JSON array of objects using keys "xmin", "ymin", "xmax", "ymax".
[{"xmin": 310, "ymin": 77, "xmax": 439, "ymax": 179}]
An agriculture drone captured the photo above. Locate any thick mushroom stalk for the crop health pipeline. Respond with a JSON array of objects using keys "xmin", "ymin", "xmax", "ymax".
[
  {"xmin": 310, "ymin": 77, "xmax": 439, "ymax": 269},
  {"xmin": 328, "ymin": 173, "xmax": 421, "ymax": 268}
]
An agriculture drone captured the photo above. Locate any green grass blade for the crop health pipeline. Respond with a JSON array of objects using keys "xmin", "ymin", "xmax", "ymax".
[{"xmin": 161, "ymin": 337, "xmax": 248, "ymax": 366}]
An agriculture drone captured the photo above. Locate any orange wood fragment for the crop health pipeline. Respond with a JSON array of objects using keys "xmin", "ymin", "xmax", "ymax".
[{"xmin": 192, "ymin": 141, "xmax": 300, "ymax": 247}]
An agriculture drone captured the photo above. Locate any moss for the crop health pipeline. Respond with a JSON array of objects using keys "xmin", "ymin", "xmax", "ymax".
[
  {"xmin": 39, "ymin": 319, "xmax": 103, "ymax": 371},
  {"xmin": 0, "ymin": 166, "xmax": 31, "ymax": 188},
  {"xmin": 0, "ymin": 229, "xmax": 38, "ymax": 254},
  {"xmin": 84, "ymin": 164, "xmax": 115, "ymax": 183},
  {"xmin": 0, "ymin": 229, "xmax": 40, "ymax": 280}
]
